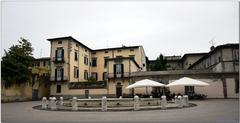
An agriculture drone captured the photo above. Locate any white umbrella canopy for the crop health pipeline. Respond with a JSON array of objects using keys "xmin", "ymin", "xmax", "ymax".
[
  {"xmin": 126, "ymin": 79, "xmax": 165, "ymax": 89},
  {"xmin": 167, "ymin": 77, "xmax": 210, "ymax": 87}
]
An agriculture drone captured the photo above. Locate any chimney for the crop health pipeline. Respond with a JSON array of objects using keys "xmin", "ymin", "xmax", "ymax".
[{"xmin": 210, "ymin": 46, "xmax": 215, "ymax": 51}]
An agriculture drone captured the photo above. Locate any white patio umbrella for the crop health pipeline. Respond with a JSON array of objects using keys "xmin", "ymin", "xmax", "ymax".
[
  {"xmin": 126, "ymin": 79, "xmax": 166, "ymax": 89},
  {"xmin": 166, "ymin": 77, "xmax": 209, "ymax": 87},
  {"xmin": 126, "ymin": 79, "xmax": 165, "ymax": 95}
]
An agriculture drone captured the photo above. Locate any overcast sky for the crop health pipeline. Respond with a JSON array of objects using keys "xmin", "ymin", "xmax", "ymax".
[{"xmin": 1, "ymin": 0, "xmax": 239, "ymax": 60}]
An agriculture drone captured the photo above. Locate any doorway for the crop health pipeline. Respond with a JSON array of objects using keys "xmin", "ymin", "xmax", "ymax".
[{"xmin": 116, "ymin": 82, "xmax": 122, "ymax": 98}]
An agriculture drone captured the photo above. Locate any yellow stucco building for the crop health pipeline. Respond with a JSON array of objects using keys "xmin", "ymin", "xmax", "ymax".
[{"xmin": 47, "ymin": 36, "xmax": 147, "ymax": 98}]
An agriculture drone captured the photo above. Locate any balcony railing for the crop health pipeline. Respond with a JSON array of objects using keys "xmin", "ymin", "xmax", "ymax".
[
  {"xmin": 68, "ymin": 81, "xmax": 107, "ymax": 89},
  {"xmin": 50, "ymin": 76, "xmax": 69, "ymax": 82},
  {"xmin": 107, "ymin": 72, "xmax": 130, "ymax": 78},
  {"xmin": 52, "ymin": 57, "xmax": 65, "ymax": 63}
]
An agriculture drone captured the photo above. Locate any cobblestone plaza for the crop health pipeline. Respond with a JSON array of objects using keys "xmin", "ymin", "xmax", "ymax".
[{"xmin": 1, "ymin": 99, "xmax": 239, "ymax": 123}]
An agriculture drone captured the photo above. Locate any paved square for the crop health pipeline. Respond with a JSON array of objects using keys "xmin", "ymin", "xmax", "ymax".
[{"xmin": 1, "ymin": 99, "xmax": 239, "ymax": 123}]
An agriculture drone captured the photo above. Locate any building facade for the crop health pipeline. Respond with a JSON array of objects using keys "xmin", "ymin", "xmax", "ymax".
[
  {"xmin": 1, "ymin": 57, "xmax": 51, "ymax": 102},
  {"xmin": 48, "ymin": 36, "xmax": 146, "ymax": 98},
  {"xmin": 45, "ymin": 36, "xmax": 238, "ymax": 99},
  {"xmin": 188, "ymin": 44, "xmax": 239, "ymax": 72}
]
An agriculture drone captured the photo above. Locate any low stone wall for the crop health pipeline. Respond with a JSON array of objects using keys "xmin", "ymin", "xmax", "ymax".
[{"xmin": 63, "ymin": 98, "xmax": 160, "ymax": 107}]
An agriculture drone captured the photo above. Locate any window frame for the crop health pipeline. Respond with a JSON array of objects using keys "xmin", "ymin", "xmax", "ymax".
[
  {"xmin": 74, "ymin": 66, "xmax": 79, "ymax": 78},
  {"xmin": 92, "ymin": 57, "xmax": 97, "ymax": 67}
]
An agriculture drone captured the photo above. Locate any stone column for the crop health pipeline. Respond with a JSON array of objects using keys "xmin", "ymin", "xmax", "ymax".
[
  {"xmin": 134, "ymin": 95, "xmax": 140, "ymax": 111},
  {"xmin": 177, "ymin": 96, "xmax": 183, "ymax": 108},
  {"xmin": 50, "ymin": 97, "xmax": 57, "ymax": 110},
  {"xmin": 161, "ymin": 96, "xmax": 167, "ymax": 109},
  {"xmin": 41, "ymin": 97, "xmax": 47, "ymax": 109},
  {"xmin": 102, "ymin": 96, "xmax": 107, "ymax": 111},
  {"xmin": 71, "ymin": 97, "xmax": 78, "ymax": 111},
  {"xmin": 174, "ymin": 96, "xmax": 178, "ymax": 104},
  {"xmin": 59, "ymin": 97, "xmax": 64, "ymax": 106},
  {"xmin": 182, "ymin": 95, "xmax": 189, "ymax": 106},
  {"xmin": 47, "ymin": 97, "xmax": 52, "ymax": 109}
]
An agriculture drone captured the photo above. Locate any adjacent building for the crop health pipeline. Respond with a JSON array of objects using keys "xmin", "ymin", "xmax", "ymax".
[
  {"xmin": 188, "ymin": 44, "xmax": 239, "ymax": 72},
  {"xmin": 180, "ymin": 53, "xmax": 207, "ymax": 69},
  {"xmin": 1, "ymin": 57, "xmax": 51, "ymax": 102}
]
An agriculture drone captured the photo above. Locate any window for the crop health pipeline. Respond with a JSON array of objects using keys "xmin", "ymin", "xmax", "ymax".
[
  {"xmin": 58, "ymin": 41, "xmax": 62, "ymax": 44},
  {"xmin": 55, "ymin": 67, "xmax": 63, "ymax": 81},
  {"xmin": 104, "ymin": 57, "xmax": 109, "ymax": 68},
  {"xmin": 56, "ymin": 84, "xmax": 61, "ymax": 93},
  {"xmin": 218, "ymin": 56, "xmax": 221, "ymax": 62},
  {"xmin": 129, "ymin": 55, "xmax": 135, "ymax": 60},
  {"xmin": 235, "ymin": 79, "xmax": 239, "ymax": 93},
  {"xmin": 56, "ymin": 48, "xmax": 64, "ymax": 61},
  {"xmin": 84, "ymin": 56, "xmax": 88, "ymax": 65},
  {"xmin": 92, "ymin": 52, "xmax": 96, "ymax": 54},
  {"xmin": 130, "ymin": 49, "xmax": 134, "ymax": 52},
  {"xmin": 84, "ymin": 70, "xmax": 88, "ymax": 80},
  {"xmin": 105, "ymin": 51, "xmax": 108, "ymax": 53},
  {"xmin": 74, "ymin": 51, "xmax": 78, "ymax": 61},
  {"xmin": 85, "ymin": 49, "xmax": 87, "ymax": 52},
  {"xmin": 114, "ymin": 64, "xmax": 124, "ymax": 78},
  {"xmin": 103, "ymin": 72, "xmax": 107, "ymax": 80},
  {"xmin": 92, "ymin": 58, "xmax": 97, "ymax": 67},
  {"xmin": 117, "ymin": 49, "xmax": 121, "ymax": 52},
  {"xmin": 74, "ymin": 66, "xmax": 79, "ymax": 78},
  {"xmin": 43, "ymin": 61, "xmax": 46, "ymax": 66},
  {"xmin": 233, "ymin": 49, "xmax": 239, "ymax": 61},
  {"xmin": 116, "ymin": 56, "xmax": 122, "ymax": 58},
  {"xmin": 185, "ymin": 86, "xmax": 194, "ymax": 94},
  {"xmin": 91, "ymin": 72, "xmax": 98, "ymax": 81},
  {"xmin": 37, "ymin": 61, "xmax": 40, "ymax": 66},
  {"xmin": 116, "ymin": 64, "xmax": 122, "ymax": 74}
]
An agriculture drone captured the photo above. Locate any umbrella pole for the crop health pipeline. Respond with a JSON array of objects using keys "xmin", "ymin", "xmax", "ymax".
[
  {"xmin": 146, "ymin": 87, "xmax": 148, "ymax": 95},
  {"xmin": 163, "ymin": 87, "xmax": 165, "ymax": 96}
]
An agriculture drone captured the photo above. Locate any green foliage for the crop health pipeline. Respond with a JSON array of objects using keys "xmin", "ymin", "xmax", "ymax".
[
  {"xmin": 1, "ymin": 38, "xmax": 34, "ymax": 88},
  {"xmin": 152, "ymin": 54, "xmax": 167, "ymax": 71}
]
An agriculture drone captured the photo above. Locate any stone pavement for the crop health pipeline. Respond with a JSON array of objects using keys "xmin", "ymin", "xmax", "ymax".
[{"xmin": 1, "ymin": 99, "xmax": 239, "ymax": 123}]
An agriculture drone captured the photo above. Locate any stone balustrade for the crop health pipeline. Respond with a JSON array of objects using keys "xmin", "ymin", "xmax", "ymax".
[
  {"xmin": 102, "ymin": 96, "xmax": 107, "ymax": 111},
  {"xmin": 161, "ymin": 96, "xmax": 167, "ymax": 109},
  {"xmin": 134, "ymin": 96, "xmax": 140, "ymax": 111},
  {"xmin": 71, "ymin": 97, "xmax": 78, "ymax": 111}
]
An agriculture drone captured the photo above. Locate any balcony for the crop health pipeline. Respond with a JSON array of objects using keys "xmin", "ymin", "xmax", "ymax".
[
  {"xmin": 50, "ymin": 76, "xmax": 69, "ymax": 82},
  {"xmin": 107, "ymin": 72, "xmax": 130, "ymax": 79},
  {"xmin": 52, "ymin": 57, "xmax": 65, "ymax": 63},
  {"xmin": 68, "ymin": 81, "xmax": 107, "ymax": 89}
]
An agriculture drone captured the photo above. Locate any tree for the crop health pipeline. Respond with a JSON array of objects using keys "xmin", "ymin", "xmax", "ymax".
[
  {"xmin": 1, "ymin": 38, "xmax": 34, "ymax": 88},
  {"xmin": 152, "ymin": 54, "xmax": 167, "ymax": 71}
]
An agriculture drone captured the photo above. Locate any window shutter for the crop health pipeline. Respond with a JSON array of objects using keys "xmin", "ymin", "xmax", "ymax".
[
  {"xmin": 114, "ymin": 64, "xmax": 116, "ymax": 78},
  {"xmin": 62, "ymin": 49, "xmax": 64, "ymax": 61},
  {"xmin": 55, "ymin": 50, "xmax": 57, "ymax": 61},
  {"xmin": 61, "ymin": 68, "xmax": 64, "ymax": 80},
  {"xmin": 121, "ymin": 64, "xmax": 124, "ymax": 78},
  {"xmin": 55, "ymin": 68, "xmax": 57, "ymax": 81},
  {"xmin": 84, "ymin": 57, "xmax": 86, "ymax": 64},
  {"xmin": 86, "ymin": 72, "xmax": 88, "ymax": 80}
]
